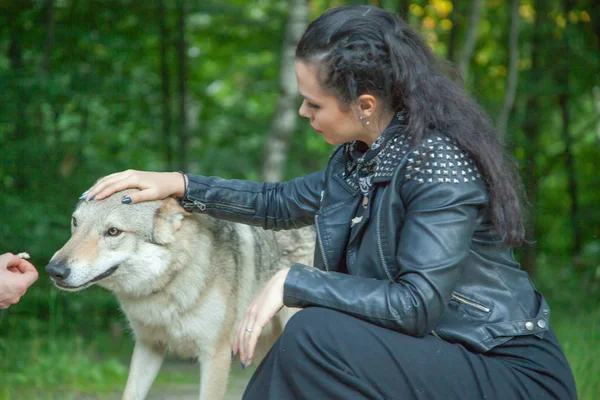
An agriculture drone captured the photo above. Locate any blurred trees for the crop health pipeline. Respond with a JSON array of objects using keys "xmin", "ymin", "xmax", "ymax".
[{"xmin": 0, "ymin": 0, "xmax": 598, "ymax": 335}]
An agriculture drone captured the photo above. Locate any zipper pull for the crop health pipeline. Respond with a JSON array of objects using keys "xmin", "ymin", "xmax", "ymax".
[
  {"xmin": 193, "ymin": 200, "xmax": 206, "ymax": 211},
  {"xmin": 351, "ymin": 216, "xmax": 363, "ymax": 227}
]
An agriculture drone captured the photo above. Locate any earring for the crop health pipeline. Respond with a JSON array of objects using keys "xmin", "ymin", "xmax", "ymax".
[{"xmin": 360, "ymin": 116, "xmax": 370, "ymax": 125}]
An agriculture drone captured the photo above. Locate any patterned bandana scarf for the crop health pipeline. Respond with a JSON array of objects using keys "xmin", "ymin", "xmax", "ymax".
[{"xmin": 343, "ymin": 111, "xmax": 409, "ymax": 198}]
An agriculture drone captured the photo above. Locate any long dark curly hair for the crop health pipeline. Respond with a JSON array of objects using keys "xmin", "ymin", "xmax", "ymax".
[{"xmin": 296, "ymin": 5, "xmax": 525, "ymax": 246}]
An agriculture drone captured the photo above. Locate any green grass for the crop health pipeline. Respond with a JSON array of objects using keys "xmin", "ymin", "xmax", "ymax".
[
  {"xmin": 0, "ymin": 331, "xmax": 253, "ymax": 400},
  {"xmin": 550, "ymin": 307, "xmax": 600, "ymax": 399},
  {"xmin": 0, "ymin": 304, "xmax": 597, "ymax": 399}
]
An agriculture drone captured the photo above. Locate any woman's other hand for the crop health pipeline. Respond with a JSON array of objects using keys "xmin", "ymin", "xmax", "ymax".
[
  {"xmin": 233, "ymin": 268, "xmax": 291, "ymax": 368},
  {"xmin": 83, "ymin": 170, "xmax": 187, "ymax": 204}
]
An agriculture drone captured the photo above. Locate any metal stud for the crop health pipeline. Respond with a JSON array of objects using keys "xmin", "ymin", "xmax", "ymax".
[
  {"xmin": 537, "ymin": 320, "xmax": 547, "ymax": 329},
  {"xmin": 525, "ymin": 321, "xmax": 534, "ymax": 331}
]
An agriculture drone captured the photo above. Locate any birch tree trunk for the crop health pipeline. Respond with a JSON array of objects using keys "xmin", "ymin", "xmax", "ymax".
[
  {"xmin": 496, "ymin": 0, "xmax": 520, "ymax": 141},
  {"xmin": 457, "ymin": 0, "xmax": 484, "ymax": 81},
  {"xmin": 260, "ymin": 0, "xmax": 308, "ymax": 182}
]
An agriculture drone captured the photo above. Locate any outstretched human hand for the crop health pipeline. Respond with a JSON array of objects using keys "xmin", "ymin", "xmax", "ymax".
[
  {"xmin": 83, "ymin": 170, "xmax": 187, "ymax": 204},
  {"xmin": 0, "ymin": 253, "xmax": 39, "ymax": 309},
  {"xmin": 233, "ymin": 268, "xmax": 290, "ymax": 368}
]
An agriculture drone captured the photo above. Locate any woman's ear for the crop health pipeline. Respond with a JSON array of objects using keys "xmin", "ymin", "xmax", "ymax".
[{"xmin": 357, "ymin": 94, "xmax": 377, "ymax": 118}]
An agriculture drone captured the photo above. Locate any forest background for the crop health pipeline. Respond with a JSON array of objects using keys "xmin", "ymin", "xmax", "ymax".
[{"xmin": 0, "ymin": 0, "xmax": 598, "ymax": 399}]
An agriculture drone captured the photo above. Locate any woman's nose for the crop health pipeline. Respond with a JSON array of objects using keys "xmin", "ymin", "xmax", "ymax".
[{"xmin": 298, "ymin": 100, "xmax": 309, "ymax": 119}]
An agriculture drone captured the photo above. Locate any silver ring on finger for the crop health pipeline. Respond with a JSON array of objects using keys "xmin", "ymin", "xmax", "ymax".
[{"xmin": 245, "ymin": 327, "xmax": 253, "ymax": 333}]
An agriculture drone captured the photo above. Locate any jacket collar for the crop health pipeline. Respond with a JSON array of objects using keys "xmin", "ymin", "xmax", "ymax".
[{"xmin": 342, "ymin": 113, "xmax": 412, "ymax": 189}]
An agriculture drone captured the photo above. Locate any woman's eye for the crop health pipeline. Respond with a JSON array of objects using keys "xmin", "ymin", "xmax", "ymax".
[
  {"xmin": 71, "ymin": 217, "xmax": 78, "ymax": 227},
  {"xmin": 307, "ymin": 102, "xmax": 321, "ymax": 110},
  {"xmin": 106, "ymin": 227, "xmax": 121, "ymax": 237}
]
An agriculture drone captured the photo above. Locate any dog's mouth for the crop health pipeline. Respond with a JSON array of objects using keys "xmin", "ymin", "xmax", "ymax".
[{"xmin": 55, "ymin": 265, "xmax": 120, "ymax": 290}]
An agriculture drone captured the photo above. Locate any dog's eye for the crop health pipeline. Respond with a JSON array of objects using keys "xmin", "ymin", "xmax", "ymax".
[
  {"xmin": 71, "ymin": 217, "xmax": 77, "ymax": 227},
  {"xmin": 106, "ymin": 227, "xmax": 121, "ymax": 237}
]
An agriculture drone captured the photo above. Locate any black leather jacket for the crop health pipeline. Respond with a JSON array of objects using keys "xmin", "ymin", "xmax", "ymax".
[{"xmin": 183, "ymin": 131, "xmax": 550, "ymax": 353}]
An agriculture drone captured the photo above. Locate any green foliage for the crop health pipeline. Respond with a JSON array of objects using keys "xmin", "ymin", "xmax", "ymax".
[{"xmin": 0, "ymin": 0, "xmax": 598, "ymax": 396}]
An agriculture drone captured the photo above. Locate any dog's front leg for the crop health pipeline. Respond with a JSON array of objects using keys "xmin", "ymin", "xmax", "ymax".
[
  {"xmin": 198, "ymin": 343, "xmax": 232, "ymax": 400},
  {"xmin": 122, "ymin": 340, "xmax": 166, "ymax": 400}
]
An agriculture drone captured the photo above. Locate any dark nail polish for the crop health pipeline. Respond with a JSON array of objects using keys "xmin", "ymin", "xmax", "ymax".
[
  {"xmin": 240, "ymin": 361, "xmax": 245, "ymax": 370},
  {"xmin": 89, "ymin": 195, "xmax": 96, "ymax": 201},
  {"xmin": 122, "ymin": 196, "xmax": 132, "ymax": 204},
  {"xmin": 231, "ymin": 350, "xmax": 235, "ymax": 360}
]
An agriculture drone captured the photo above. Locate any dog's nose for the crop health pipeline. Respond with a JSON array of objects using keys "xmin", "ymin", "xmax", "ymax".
[{"xmin": 45, "ymin": 262, "xmax": 71, "ymax": 281}]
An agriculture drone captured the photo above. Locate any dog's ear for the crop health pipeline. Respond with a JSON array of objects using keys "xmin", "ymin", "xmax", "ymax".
[{"xmin": 153, "ymin": 198, "xmax": 190, "ymax": 245}]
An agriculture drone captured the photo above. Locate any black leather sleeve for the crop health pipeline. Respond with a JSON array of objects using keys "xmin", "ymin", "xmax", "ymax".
[
  {"xmin": 183, "ymin": 171, "xmax": 324, "ymax": 230},
  {"xmin": 283, "ymin": 163, "xmax": 488, "ymax": 336}
]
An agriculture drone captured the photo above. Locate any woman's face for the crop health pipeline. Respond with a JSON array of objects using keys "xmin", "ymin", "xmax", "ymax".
[{"xmin": 295, "ymin": 60, "xmax": 372, "ymax": 146}]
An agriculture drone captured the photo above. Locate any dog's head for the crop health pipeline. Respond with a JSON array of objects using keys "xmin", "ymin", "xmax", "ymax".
[{"xmin": 46, "ymin": 190, "xmax": 189, "ymax": 293}]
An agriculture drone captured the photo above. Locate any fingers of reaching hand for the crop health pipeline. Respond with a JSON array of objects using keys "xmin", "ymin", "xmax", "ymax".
[
  {"xmin": 18, "ymin": 260, "xmax": 39, "ymax": 285},
  {"xmin": 0, "ymin": 253, "xmax": 19, "ymax": 270},
  {"xmin": 85, "ymin": 170, "xmax": 138, "ymax": 201}
]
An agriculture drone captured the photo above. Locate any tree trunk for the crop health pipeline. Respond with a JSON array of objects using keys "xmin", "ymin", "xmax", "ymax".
[
  {"xmin": 158, "ymin": 0, "xmax": 173, "ymax": 171},
  {"xmin": 521, "ymin": 0, "xmax": 545, "ymax": 276},
  {"xmin": 260, "ymin": 0, "xmax": 308, "ymax": 182},
  {"xmin": 9, "ymin": 33, "xmax": 23, "ymax": 142},
  {"xmin": 558, "ymin": 94, "xmax": 582, "ymax": 261},
  {"xmin": 39, "ymin": 0, "xmax": 56, "ymax": 147},
  {"xmin": 9, "ymin": 27, "xmax": 26, "ymax": 190},
  {"xmin": 457, "ymin": 0, "xmax": 484, "ymax": 81},
  {"xmin": 446, "ymin": 2, "xmax": 460, "ymax": 62},
  {"xmin": 496, "ymin": 0, "xmax": 520, "ymax": 141},
  {"xmin": 558, "ymin": 0, "xmax": 582, "ymax": 263},
  {"xmin": 397, "ymin": 0, "xmax": 409, "ymax": 20},
  {"xmin": 594, "ymin": 87, "xmax": 600, "ymax": 144},
  {"xmin": 42, "ymin": 0, "xmax": 54, "ymax": 75},
  {"xmin": 176, "ymin": 0, "xmax": 188, "ymax": 172}
]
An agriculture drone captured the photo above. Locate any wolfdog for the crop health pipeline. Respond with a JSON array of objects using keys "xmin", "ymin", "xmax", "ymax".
[{"xmin": 45, "ymin": 190, "xmax": 315, "ymax": 400}]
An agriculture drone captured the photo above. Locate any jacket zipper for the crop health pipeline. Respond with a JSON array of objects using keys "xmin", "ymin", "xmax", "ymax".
[
  {"xmin": 191, "ymin": 200, "xmax": 206, "ymax": 211},
  {"xmin": 451, "ymin": 292, "xmax": 490, "ymax": 313},
  {"xmin": 315, "ymin": 215, "xmax": 329, "ymax": 272},
  {"xmin": 195, "ymin": 201, "xmax": 254, "ymax": 214},
  {"xmin": 376, "ymin": 187, "xmax": 394, "ymax": 282}
]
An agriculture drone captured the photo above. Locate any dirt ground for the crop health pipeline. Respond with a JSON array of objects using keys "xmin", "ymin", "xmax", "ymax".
[{"xmin": 74, "ymin": 362, "xmax": 253, "ymax": 400}]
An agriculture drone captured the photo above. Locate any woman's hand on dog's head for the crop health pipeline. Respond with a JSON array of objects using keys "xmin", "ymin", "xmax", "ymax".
[{"xmin": 83, "ymin": 170, "xmax": 188, "ymax": 204}]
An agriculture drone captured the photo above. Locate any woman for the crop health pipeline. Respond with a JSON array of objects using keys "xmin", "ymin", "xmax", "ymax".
[{"xmin": 85, "ymin": 6, "xmax": 577, "ymax": 399}]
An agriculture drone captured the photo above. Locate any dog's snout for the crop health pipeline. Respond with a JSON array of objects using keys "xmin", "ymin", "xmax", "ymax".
[{"xmin": 45, "ymin": 262, "xmax": 71, "ymax": 281}]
